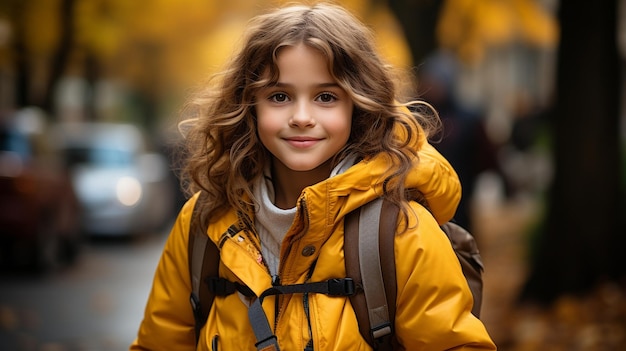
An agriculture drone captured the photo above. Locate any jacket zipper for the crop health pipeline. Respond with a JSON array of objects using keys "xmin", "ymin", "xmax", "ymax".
[
  {"xmin": 274, "ymin": 197, "xmax": 311, "ymax": 329},
  {"xmin": 303, "ymin": 259, "xmax": 317, "ymax": 351},
  {"xmin": 303, "ymin": 292, "xmax": 314, "ymax": 351}
]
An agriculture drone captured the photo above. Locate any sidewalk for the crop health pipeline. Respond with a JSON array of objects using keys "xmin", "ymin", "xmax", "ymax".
[
  {"xmin": 473, "ymin": 194, "xmax": 536, "ymax": 348},
  {"xmin": 474, "ymin": 192, "xmax": 626, "ymax": 350}
]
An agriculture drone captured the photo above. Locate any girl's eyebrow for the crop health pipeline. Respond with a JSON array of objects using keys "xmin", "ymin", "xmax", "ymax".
[{"xmin": 273, "ymin": 82, "xmax": 341, "ymax": 89}]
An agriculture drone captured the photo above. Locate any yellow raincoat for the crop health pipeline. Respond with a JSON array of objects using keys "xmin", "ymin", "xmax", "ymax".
[{"xmin": 131, "ymin": 138, "xmax": 496, "ymax": 350}]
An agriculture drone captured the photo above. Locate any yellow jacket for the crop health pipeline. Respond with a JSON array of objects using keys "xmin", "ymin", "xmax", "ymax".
[{"xmin": 131, "ymin": 141, "xmax": 496, "ymax": 350}]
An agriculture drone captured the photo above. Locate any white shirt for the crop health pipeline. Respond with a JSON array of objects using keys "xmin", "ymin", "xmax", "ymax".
[{"xmin": 253, "ymin": 155, "xmax": 357, "ymax": 276}]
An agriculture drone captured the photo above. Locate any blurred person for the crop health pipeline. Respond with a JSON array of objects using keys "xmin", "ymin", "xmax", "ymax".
[
  {"xmin": 131, "ymin": 3, "xmax": 495, "ymax": 350},
  {"xmin": 417, "ymin": 50, "xmax": 505, "ymax": 233},
  {"xmin": 504, "ymin": 90, "xmax": 552, "ymax": 196}
]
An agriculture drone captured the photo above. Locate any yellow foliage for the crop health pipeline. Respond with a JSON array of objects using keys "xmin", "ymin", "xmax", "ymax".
[
  {"xmin": 368, "ymin": 4, "xmax": 413, "ymax": 70},
  {"xmin": 9, "ymin": 0, "xmax": 413, "ymax": 108},
  {"xmin": 74, "ymin": 1, "xmax": 122, "ymax": 59},
  {"xmin": 178, "ymin": 16, "xmax": 249, "ymax": 87},
  {"xmin": 437, "ymin": 0, "xmax": 558, "ymax": 64},
  {"xmin": 514, "ymin": 0, "xmax": 559, "ymax": 47},
  {"xmin": 477, "ymin": 0, "xmax": 516, "ymax": 45},
  {"xmin": 22, "ymin": 0, "xmax": 61, "ymax": 56}
]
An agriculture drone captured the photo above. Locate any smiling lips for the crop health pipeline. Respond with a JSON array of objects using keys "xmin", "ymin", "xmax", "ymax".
[{"xmin": 284, "ymin": 136, "xmax": 322, "ymax": 148}]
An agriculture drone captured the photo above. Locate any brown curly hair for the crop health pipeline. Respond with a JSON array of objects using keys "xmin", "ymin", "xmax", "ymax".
[{"xmin": 178, "ymin": 2, "xmax": 439, "ymax": 220}]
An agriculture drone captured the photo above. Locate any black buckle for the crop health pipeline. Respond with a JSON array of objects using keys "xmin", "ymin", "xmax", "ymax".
[
  {"xmin": 327, "ymin": 278, "xmax": 355, "ymax": 296},
  {"xmin": 255, "ymin": 334, "xmax": 280, "ymax": 351}
]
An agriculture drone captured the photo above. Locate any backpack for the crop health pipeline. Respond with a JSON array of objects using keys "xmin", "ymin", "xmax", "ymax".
[{"xmin": 188, "ymin": 193, "xmax": 484, "ymax": 350}]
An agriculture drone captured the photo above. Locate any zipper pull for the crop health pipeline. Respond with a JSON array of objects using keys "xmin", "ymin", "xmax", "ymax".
[{"xmin": 272, "ymin": 274, "xmax": 281, "ymax": 286}]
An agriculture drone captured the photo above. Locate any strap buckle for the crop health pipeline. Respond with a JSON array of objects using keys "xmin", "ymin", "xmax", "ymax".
[
  {"xmin": 371, "ymin": 322, "xmax": 393, "ymax": 339},
  {"xmin": 327, "ymin": 278, "xmax": 355, "ymax": 296},
  {"xmin": 255, "ymin": 334, "xmax": 279, "ymax": 351}
]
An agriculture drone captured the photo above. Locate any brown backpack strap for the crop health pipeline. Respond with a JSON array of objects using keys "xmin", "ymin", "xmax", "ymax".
[
  {"xmin": 188, "ymin": 191, "xmax": 220, "ymax": 344},
  {"xmin": 345, "ymin": 197, "xmax": 398, "ymax": 350},
  {"xmin": 378, "ymin": 199, "xmax": 399, "ymax": 346}
]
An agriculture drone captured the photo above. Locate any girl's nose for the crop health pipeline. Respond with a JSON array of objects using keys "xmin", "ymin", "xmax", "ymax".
[{"xmin": 289, "ymin": 102, "xmax": 315, "ymax": 128}]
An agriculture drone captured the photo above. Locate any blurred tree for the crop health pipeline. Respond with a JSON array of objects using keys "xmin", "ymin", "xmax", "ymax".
[
  {"xmin": 387, "ymin": 0, "xmax": 558, "ymax": 67},
  {"xmin": 520, "ymin": 1, "xmax": 624, "ymax": 303},
  {"xmin": 0, "ymin": 0, "xmax": 68, "ymax": 110},
  {"xmin": 387, "ymin": 0, "xmax": 443, "ymax": 67},
  {"xmin": 436, "ymin": 0, "xmax": 557, "ymax": 65},
  {"xmin": 1, "ymin": 0, "xmax": 413, "ymax": 125}
]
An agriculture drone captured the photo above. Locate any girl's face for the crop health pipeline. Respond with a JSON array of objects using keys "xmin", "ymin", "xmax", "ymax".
[{"xmin": 255, "ymin": 43, "xmax": 353, "ymax": 177}]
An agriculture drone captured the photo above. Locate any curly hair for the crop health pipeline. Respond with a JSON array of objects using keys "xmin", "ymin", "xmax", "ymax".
[{"xmin": 178, "ymin": 2, "xmax": 439, "ymax": 220}]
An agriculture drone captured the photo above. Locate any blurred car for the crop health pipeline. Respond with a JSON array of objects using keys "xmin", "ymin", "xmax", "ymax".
[
  {"xmin": 51, "ymin": 122, "xmax": 175, "ymax": 236},
  {"xmin": 0, "ymin": 110, "xmax": 82, "ymax": 271}
]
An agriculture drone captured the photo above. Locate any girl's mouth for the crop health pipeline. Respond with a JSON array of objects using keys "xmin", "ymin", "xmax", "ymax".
[{"xmin": 284, "ymin": 137, "xmax": 321, "ymax": 148}]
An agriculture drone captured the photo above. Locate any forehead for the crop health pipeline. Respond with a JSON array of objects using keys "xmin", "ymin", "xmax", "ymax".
[
  {"xmin": 276, "ymin": 43, "xmax": 326, "ymax": 63},
  {"xmin": 273, "ymin": 44, "xmax": 332, "ymax": 80}
]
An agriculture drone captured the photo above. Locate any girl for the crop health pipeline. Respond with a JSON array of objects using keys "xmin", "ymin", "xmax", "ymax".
[{"xmin": 131, "ymin": 3, "xmax": 496, "ymax": 350}]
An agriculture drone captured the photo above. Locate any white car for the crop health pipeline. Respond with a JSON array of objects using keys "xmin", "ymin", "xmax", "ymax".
[{"xmin": 52, "ymin": 122, "xmax": 176, "ymax": 236}]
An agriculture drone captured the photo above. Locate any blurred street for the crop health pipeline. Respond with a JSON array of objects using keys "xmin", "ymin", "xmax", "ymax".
[{"xmin": 0, "ymin": 230, "xmax": 168, "ymax": 351}]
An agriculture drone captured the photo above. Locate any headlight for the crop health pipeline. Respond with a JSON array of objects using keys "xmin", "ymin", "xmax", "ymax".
[{"xmin": 116, "ymin": 176, "xmax": 142, "ymax": 207}]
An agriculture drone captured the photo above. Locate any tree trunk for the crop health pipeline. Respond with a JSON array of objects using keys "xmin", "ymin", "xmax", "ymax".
[
  {"xmin": 386, "ymin": 0, "xmax": 443, "ymax": 67},
  {"xmin": 42, "ymin": 0, "xmax": 76, "ymax": 117},
  {"xmin": 10, "ymin": 0, "xmax": 29, "ymax": 108},
  {"xmin": 520, "ymin": 0, "xmax": 623, "ymax": 304}
]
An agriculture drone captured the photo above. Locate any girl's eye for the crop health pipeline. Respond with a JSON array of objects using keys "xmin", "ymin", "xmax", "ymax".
[
  {"xmin": 269, "ymin": 93, "xmax": 289, "ymax": 103},
  {"xmin": 316, "ymin": 92, "xmax": 337, "ymax": 103}
]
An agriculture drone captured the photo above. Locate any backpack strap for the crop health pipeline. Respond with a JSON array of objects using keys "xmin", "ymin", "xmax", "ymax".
[
  {"xmin": 344, "ymin": 197, "xmax": 398, "ymax": 350},
  {"xmin": 188, "ymin": 191, "xmax": 220, "ymax": 344}
]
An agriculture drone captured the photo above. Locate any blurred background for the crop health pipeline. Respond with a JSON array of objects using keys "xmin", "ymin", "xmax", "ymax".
[{"xmin": 0, "ymin": 0, "xmax": 624, "ymax": 350}]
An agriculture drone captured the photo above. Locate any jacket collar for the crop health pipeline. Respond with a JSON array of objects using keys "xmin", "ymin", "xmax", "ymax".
[{"xmin": 298, "ymin": 135, "xmax": 461, "ymax": 227}]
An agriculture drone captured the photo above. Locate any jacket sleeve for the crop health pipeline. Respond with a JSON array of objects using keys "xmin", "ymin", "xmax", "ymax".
[
  {"xmin": 393, "ymin": 203, "xmax": 496, "ymax": 350},
  {"xmin": 130, "ymin": 195, "xmax": 199, "ymax": 351}
]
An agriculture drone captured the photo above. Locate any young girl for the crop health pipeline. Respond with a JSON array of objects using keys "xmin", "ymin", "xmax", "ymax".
[{"xmin": 131, "ymin": 3, "xmax": 496, "ymax": 350}]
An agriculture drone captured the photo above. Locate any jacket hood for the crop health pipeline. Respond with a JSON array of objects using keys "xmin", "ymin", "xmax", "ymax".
[{"xmin": 300, "ymin": 124, "xmax": 461, "ymax": 226}]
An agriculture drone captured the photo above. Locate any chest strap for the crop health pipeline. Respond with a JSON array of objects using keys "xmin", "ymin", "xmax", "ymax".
[
  {"xmin": 245, "ymin": 278, "xmax": 356, "ymax": 351},
  {"xmin": 207, "ymin": 277, "xmax": 354, "ymax": 298}
]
